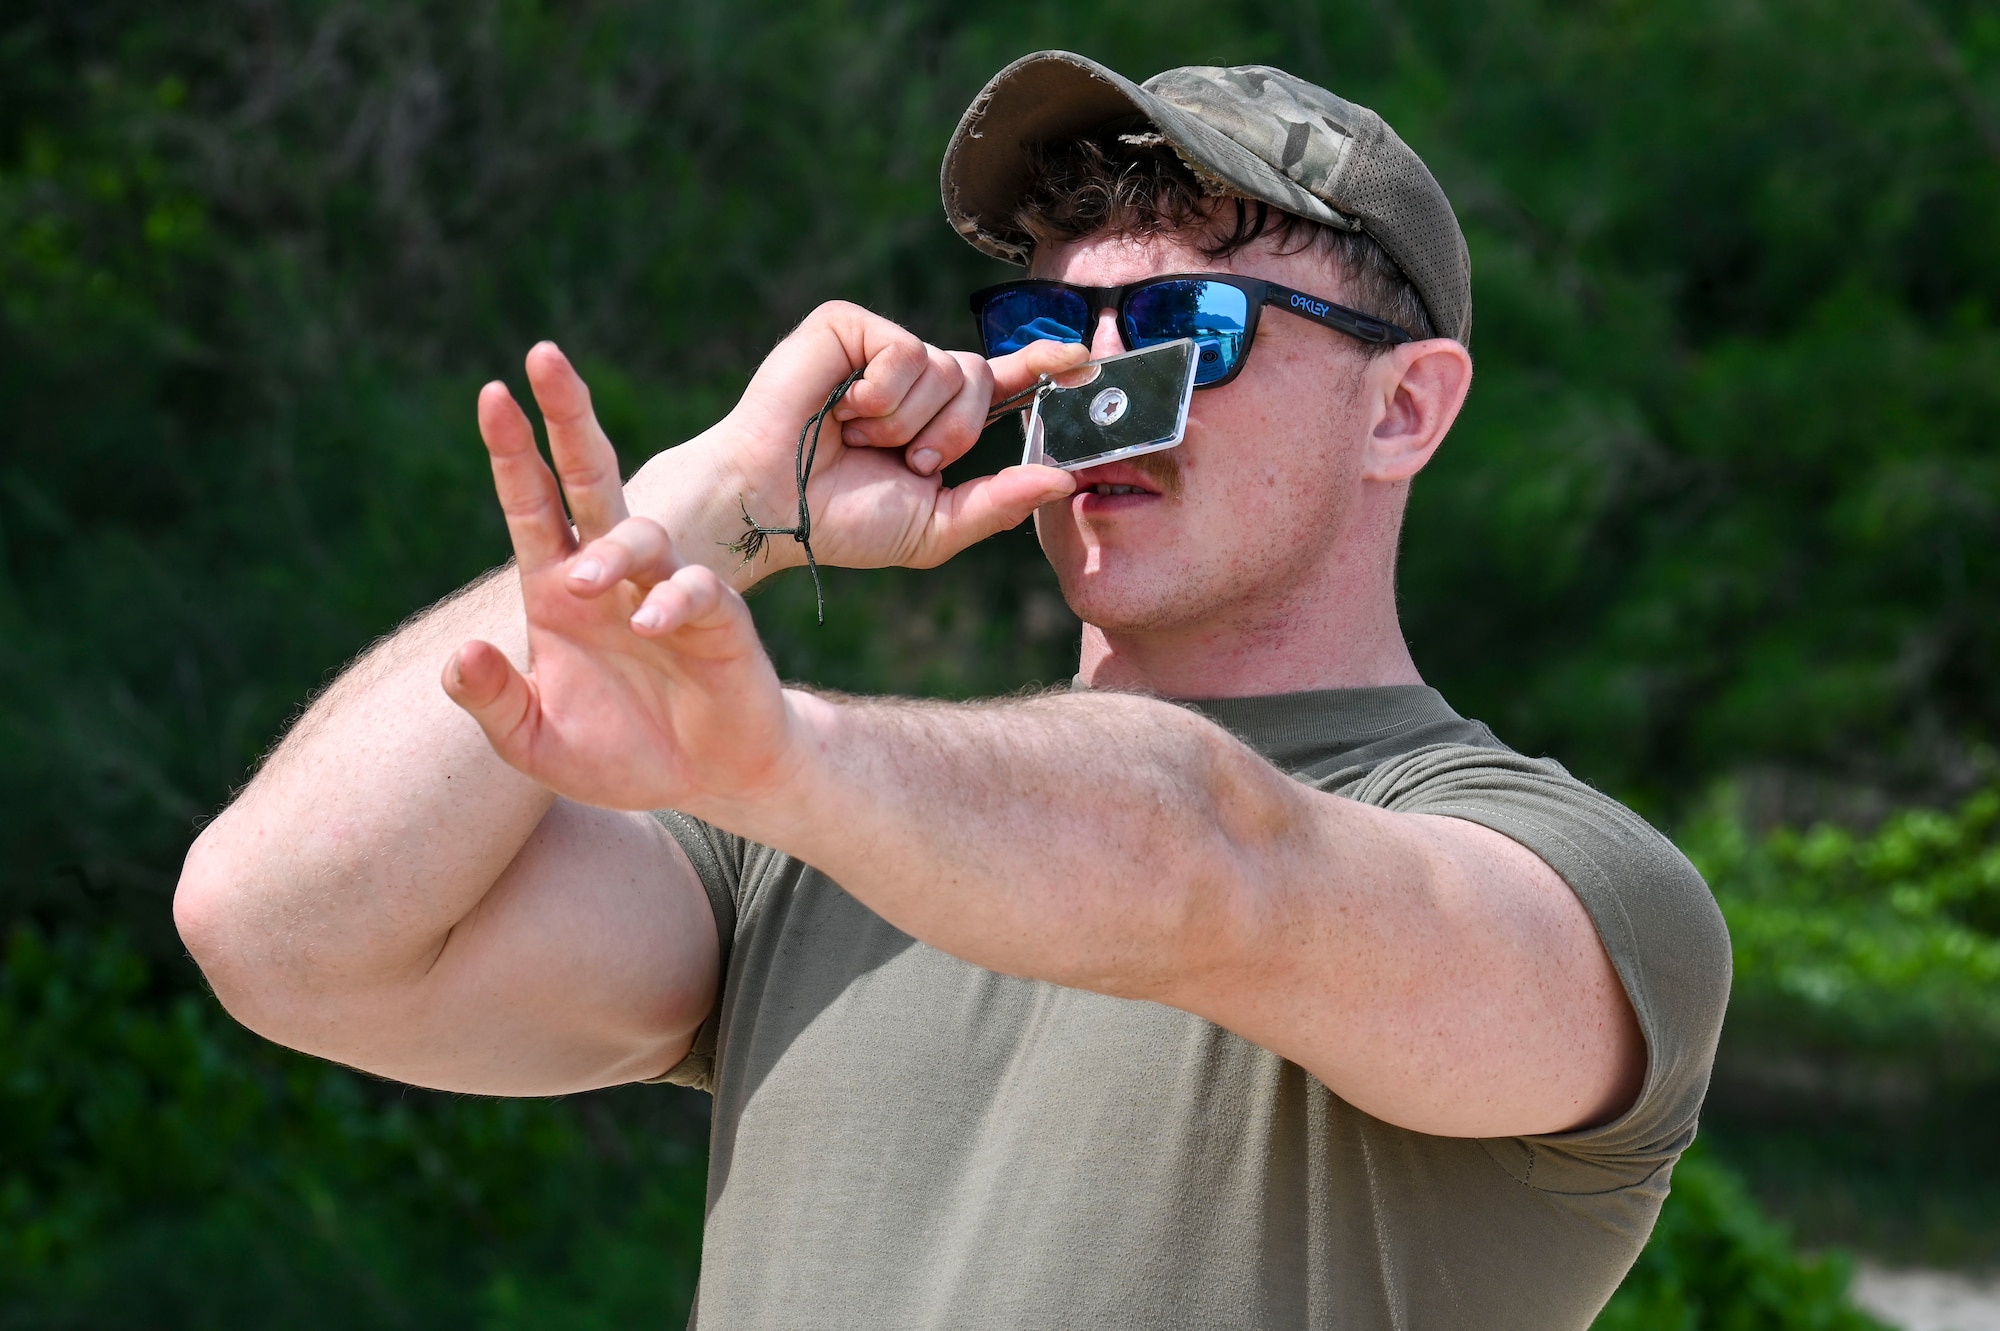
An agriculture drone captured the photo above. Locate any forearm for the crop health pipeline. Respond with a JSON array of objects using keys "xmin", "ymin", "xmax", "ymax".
[
  {"xmin": 176, "ymin": 436, "xmax": 760, "ymax": 1002},
  {"xmin": 707, "ymin": 688, "xmax": 1302, "ymax": 1001},
  {"xmin": 698, "ymin": 687, "xmax": 1638, "ymax": 1136},
  {"xmin": 178, "ymin": 568, "xmax": 550, "ymax": 1000}
]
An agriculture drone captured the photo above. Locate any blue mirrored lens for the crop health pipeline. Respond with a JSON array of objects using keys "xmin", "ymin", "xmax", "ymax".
[
  {"xmin": 980, "ymin": 288, "xmax": 1091, "ymax": 356},
  {"xmin": 1123, "ymin": 281, "xmax": 1248, "ymax": 385}
]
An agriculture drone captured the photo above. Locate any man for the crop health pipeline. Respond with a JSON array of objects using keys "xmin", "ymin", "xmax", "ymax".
[{"xmin": 174, "ymin": 51, "xmax": 1730, "ymax": 1329}]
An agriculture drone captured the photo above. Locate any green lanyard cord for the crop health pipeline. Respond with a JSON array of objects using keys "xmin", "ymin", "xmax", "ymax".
[{"xmin": 728, "ymin": 367, "xmax": 866, "ymax": 625}]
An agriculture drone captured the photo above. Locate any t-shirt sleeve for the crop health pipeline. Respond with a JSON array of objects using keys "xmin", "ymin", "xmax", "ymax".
[
  {"xmin": 1345, "ymin": 745, "xmax": 1732, "ymax": 1194},
  {"xmin": 643, "ymin": 809, "xmax": 747, "ymax": 1092}
]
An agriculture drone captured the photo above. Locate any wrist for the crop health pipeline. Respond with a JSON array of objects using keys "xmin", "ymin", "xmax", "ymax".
[
  {"xmin": 624, "ymin": 430, "xmax": 802, "ymax": 594},
  {"xmin": 680, "ymin": 686, "xmax": 849, "ymax": 850}
]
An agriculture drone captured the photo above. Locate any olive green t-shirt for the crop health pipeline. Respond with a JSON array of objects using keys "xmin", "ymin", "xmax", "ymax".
[{"xmin": 652, "ymin": 685, "xmax": 1731, "ymax": 1329}]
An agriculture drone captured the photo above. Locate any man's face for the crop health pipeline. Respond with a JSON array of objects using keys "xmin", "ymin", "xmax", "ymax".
[{"xmin": 1030, "ymin": 226, "xmax": 1382, "ymax": 639}]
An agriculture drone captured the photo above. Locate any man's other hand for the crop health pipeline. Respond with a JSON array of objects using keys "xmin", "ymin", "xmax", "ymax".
[{"xmin": 638, "ymin": 300, "xmax": 1087, "ymax": 574}]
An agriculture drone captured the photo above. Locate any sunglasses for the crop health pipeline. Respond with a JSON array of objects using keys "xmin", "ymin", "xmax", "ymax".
[{"xmin": 970, "ymin": 273, "xmax": 1414, "ymax": 390}]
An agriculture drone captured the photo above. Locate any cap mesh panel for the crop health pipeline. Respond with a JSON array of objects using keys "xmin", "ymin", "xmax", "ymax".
[{"xmin": 1332, "ymin": 121, "xmax": 1470, "ymax": 342}]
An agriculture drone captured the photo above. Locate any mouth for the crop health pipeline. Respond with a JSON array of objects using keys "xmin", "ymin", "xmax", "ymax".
[{"xmin": 1070, "ymin": 458, "xmax": 1171, "ymax": 501}]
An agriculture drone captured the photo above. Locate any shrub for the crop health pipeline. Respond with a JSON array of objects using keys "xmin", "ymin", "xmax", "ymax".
[
  {"xmin": 1595, "ymin": 1151, "xmax": 1887, "ymax": 1330},
  {"xmin": 0, "ymin": 924, "xmax": 705, "ymax": 1329},
  {"xmin": 1689, "ymin": 784, "xmax": 2000, "ymax": 1086}
]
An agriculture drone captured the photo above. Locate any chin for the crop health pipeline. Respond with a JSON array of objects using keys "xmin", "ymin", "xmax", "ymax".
[
  {"xmin": 1053, "ymin": 562, "xmax": 1216, "ymax": 636},
  {"xmin": 1038, "ymin": 512, "xmax": 1244, "ymax": 636}
]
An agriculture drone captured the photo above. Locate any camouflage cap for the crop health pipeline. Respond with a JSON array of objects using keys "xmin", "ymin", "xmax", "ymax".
[{"xmin": 941, "ymin": 51, "xmax": 1472, "ymax": 344}]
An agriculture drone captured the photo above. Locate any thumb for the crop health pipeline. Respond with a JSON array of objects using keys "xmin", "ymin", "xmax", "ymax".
[
  {"xmin": 916, "ymin": 464, "xmax": 1076, "ymax": 567},
  {"xmin": 441, "ymin": 639, "xmax": 541, "ymax": 770},
  {"xmin": 988, "ymin": 338, "xmax": 1091, "ymax": 400}
]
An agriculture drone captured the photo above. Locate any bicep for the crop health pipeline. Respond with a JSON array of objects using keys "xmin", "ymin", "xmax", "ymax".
[
  {"xmin": 1197, "ymin": 799, "xmax": 1642, "ymax": 1139},
  {"xmin": 352, "ymin": 798, "xmax": 719, "ymax": 1095}
]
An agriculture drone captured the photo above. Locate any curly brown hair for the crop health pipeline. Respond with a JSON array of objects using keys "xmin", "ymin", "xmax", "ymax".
[{"xmin": 1008, "ymin": 133, "xmax": 1436, "ymax": 349}]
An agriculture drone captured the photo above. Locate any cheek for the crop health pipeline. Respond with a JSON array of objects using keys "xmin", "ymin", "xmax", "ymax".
[
  {"xmin": 1033, "ymin": 502, "xmax": 1083, "ymax": 568},
  {"xmin": 1181, "ymin": 398, "xmax": 1289, "ymax": 508},
  {"xmin": 1182, "ymin": 401, "xmax": 1359, "ymax": 535}
]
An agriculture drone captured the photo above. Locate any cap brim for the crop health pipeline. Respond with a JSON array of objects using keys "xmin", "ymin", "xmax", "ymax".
[
  {"xmin": 942, "ymin": 51, "xmax": 1351, "ymax": 266},
  {"xmin": 942, "ymin": 52, "xmax": 1153, "ymax": 263}
]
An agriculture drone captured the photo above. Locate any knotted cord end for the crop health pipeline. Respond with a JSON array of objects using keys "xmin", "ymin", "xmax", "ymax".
[{"xmin": 733, "ymin": 366, "xmax": 867, "ymax": 626}]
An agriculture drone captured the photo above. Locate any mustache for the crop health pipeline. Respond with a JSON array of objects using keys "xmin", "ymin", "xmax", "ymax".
[{"xmin": 1125, "ymin": 447, "xmax": 1184, "ymax": 498}]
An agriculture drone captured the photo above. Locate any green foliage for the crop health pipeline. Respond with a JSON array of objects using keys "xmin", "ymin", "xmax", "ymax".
[
  {"xmin": 1693, "ymin": 783, "xmax": 2000, "ymax": 1083},
  {"xmin": 1687, "ymin": 784, "xmax": 2000, "ymax": 1267},
  {"xmin": 1595, "ymin": 1152, "xmax": 1888, "ymax": 1331},
  {"xmin": 1380, "ymin": 0, "xmax": 2000, "ymax": 801},
  {"xmin": 0, "ymin": 0, "xmax": 1144, "ymax": 946},
  {"xmin": 1699, "ymin": 1078, "xmax": 2000, "ymax": 1270},
  {"xmin": 0, "ymin": 924, "xmax": 705, "ymax": 1328},
  {"xmin": 4, "ymin": 1, "xmax": 1996, "ymax": 1325},
  {"xmin": 6, "ymin": 0, "xmax": 2000, "ymax": 939}
]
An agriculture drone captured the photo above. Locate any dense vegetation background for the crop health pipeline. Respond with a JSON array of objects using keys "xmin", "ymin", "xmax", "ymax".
[{"xmin": 2, "ymin": 0, "xmax": 1996, "ymax": 1324}]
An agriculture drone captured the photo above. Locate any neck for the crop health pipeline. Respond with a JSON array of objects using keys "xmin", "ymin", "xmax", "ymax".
[{"xmin": 1075, "ymin": 499, "xmax": 1422, "ymax": 700}]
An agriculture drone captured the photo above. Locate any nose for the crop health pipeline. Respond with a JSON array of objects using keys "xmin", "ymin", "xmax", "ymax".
[{"xmin": 1088, "ymin": 308, "xmax": 1123, "ymax": 359}]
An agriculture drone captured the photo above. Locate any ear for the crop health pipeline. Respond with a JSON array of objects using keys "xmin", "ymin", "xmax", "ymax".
[{"xmin": 1360, "ymin": 339, "xmax": 1473, "ymax": 483}]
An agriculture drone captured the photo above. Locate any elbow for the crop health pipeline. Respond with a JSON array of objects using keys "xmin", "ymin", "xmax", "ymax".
[
  {"xmin": 1185, "ymin": 744, "xmax": 1305, "ymax": 956},
  {"xmin": 1142, "ymin": 835, "xmax": 1284, "ymax": 1006},
  {"xmin": 172, "ymin": 821, "xmax": 298, "ymax": 1040},
  {"xmin": 174, "ymin": 822, "xmax": 240, "ymax": 980}
]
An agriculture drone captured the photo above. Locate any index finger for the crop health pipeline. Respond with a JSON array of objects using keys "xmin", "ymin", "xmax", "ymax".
[
  {"xmin": 895, "ymin": 351, "xmax": 995, "ymax": 475},
  {"xmin": 478, "ymin": 380, "xmax": 576, "ymax": 573},
  {"xmin": 524, "ymin": 341, "xmax": 631, "ymax": 541}
]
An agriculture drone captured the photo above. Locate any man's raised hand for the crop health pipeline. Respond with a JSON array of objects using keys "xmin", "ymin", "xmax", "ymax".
[
  {"xmin": 444, "ymin": 311, "xmax": 1081, "ymax": 812},
  {"xmin": 441, "ymin": 366, "xmax": 798, "ymax": 815}
]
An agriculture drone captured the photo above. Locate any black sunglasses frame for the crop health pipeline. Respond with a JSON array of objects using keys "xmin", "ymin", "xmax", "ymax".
[{"xmin": 969, "ymin": 273, "xmax": 1414, "ymax": 390}]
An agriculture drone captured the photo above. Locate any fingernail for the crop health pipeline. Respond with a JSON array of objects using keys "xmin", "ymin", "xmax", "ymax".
[
  {"xmin": 632, "ymin": 605, "xmax": 665, "ymax": 631},
  {"xmin": 570, "ymin": 558, "xmax": 604, "ymax": 584},
  {"xmin": 912, "ymin": 448, "xmax": 941, "ymax": 474}
]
